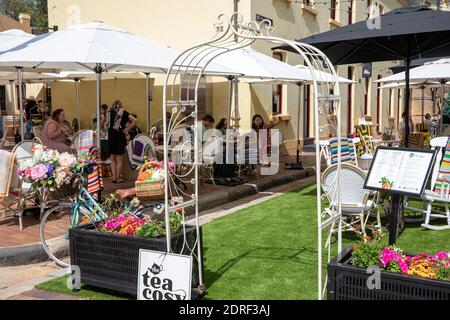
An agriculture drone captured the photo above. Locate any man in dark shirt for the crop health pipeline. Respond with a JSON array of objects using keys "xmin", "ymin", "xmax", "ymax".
[{"xmin": 25, "ymin": 97, "xmax": 38, "ymax": 121}]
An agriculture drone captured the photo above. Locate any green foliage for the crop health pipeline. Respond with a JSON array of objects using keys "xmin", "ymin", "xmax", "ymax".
[
  {"xmin": 136, "ymin": 220, "xmax": 162, "ymax": 238},
  {"xmin": 0, "ymin": 0, "xmax": 48, "ymax": 31},
  {"xmin": 135, "ymin": 213, "xmax": 183, "ymax": 239},
  {"xmin": 352, "ymin": 239, "xmax": 383, "ymax": 269},
  {"xmin": 168, "ymin": 211, "xmax": 183, "ymax": 234},
  {"xmin": 436, "ymin": 266, "xmax": 450, "ymax": 281}
]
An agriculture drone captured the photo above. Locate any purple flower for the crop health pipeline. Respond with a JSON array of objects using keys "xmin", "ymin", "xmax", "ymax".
[{"xmin": 46, "ymin": 163, "xmax": 55, "ymax": 177}]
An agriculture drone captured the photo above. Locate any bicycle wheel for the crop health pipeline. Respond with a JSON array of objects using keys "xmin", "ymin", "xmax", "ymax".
[{"xmin": 40, "ymin": 202, "xmax": 77, "ymax": 268}]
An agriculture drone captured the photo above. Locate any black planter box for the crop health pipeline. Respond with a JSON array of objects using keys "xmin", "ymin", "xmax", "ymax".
[
  {"xmin": 328, "ymin": 246, "xmax": 450, "ymax": 300},
  {"xmin": 69, "ymin": 223, "xmax": 202, "ymax": 296}
]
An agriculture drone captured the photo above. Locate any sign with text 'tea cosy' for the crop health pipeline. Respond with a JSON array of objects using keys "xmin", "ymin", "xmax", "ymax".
[{"xmin": 138, "ymin": 249, "xmax": 192, "ymax": 300}]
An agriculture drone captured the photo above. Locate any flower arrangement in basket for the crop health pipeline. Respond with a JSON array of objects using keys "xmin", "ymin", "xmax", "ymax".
[
  {"xmin": 135, "ymin": 158, "xmax": 175, "ymax": 201},
  {"xmin": 17, "ymin": 145, "xmax": 78, "ymax": 192}
]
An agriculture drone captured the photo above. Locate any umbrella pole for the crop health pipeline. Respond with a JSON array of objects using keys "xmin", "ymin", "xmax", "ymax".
[
  {"xmin": 94, "ymin": 64, "xmax": 103, "ymax": 149},
  {"xmin": 75, "ymin": 78, "xmax": 81, "ymax": 129},
  {"xmin": 16, "ymin": 67, "xmax": 24, "ymax": 141},
  {"xmin": 9, "ymin": 80, "xmax": 16, "ymax": 136},
  {"xmin": 421, "ymin": 85, "xmax": 425, "ymax": 126},
  {"xmin": 297, "ymin": 84, "xmax": 301, "ymax": 164},
  {"xmin": 404, "ymin": 57, "xmax": 411, "ymax": 148},
  {"xmin": 226, "ymin": 76, "xmax": 233, "ymax": 129},
  {"xmin": 439, "ymin": 79, "xmax": 446, "ymax": 135},
  {"xmin": 233, "ymin": 76, "xmax": 239, "ymax": 131},
  {"xmin": 145, "ymin": 73, "xmax": 151, "ymax": 134}
]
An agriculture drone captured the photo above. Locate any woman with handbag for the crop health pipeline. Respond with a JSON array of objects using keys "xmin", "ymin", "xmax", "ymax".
[{"xmin": 105, "ymin": 100, "xmax": 137, "ymax": 183}]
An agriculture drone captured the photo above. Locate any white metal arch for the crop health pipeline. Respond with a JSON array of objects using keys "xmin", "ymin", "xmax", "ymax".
[{"xmin": 162, "ymin": 13, "xmax": 343, "ymax": 299}]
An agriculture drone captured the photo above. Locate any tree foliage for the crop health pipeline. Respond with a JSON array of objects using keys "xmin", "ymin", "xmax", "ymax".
[{"xmin": 0, "ymin": 0, "xmax": 48, "ymax": 31}]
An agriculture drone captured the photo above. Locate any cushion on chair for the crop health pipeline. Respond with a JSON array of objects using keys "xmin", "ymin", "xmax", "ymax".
[
  {"xmin": 329, "ymin": 137, "xmax": 356, "ymax": 165},
  {"xmin": 341, "ymin": 200, "xmax": 374, "ymax": 214},
  {"xmin": 424, "ymin": 189, "xmax": 450, "ymax": 202},
  {"xmin": 434, "ymin": 138, "xmax": 450, "ymax": 193}
]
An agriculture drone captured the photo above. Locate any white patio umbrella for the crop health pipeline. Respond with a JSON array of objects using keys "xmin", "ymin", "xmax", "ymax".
[
  {"xmin": 55, "ymin": 71, "xmax": 149, "ymax": 130},
  {"xmin": 0, "ymin": 22, "xmax": 238, "ymax": 146},
  {"xmin": 243, "ymin": 65, "xmax": 354, "ymax": 84},
  {"xmin": 376, "ymin": 59, "xmax": 450, "ymax": 132},
  {"xmin": 375, "ymin": 58, "xmax": 450, "ymax": 83},
  {"xmin": 0, "ymin": 29, "xmax": 38, "ymax": 140},
  {"xmin": 211, "ymin": 48, "xmax": 328, "ymax": 130},
  {"xmin": 379, "ymin": 81, "xmax": 444, "ymax": 89},
  {"xmin": 243, "ymin": 65, "xmax": 354, "ymax": 167}
]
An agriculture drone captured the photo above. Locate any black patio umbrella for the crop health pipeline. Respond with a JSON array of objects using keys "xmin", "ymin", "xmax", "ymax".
[{"xmin": 277, "ymin": 6, "xmax": 450, "ymax": 147}]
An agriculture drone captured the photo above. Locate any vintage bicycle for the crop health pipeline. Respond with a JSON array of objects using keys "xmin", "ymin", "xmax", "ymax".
[{"xmin": 39, "ymin": 163, "xmax": 155, "ymax": 267}]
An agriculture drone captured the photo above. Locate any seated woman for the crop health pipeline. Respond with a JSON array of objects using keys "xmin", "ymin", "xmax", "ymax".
[
  {"xmin": 216, "ymin": 118, "xmax": 227, "ymax": 136},
  {"xmin": 41, "ymin": 108, "xmax": 71, "ymax": 153}
]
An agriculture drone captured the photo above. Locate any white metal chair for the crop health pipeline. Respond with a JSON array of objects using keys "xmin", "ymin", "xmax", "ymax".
[
  {"xmin": 236, "ymin": 132, "xmax": 260, "ymax": 178},
  {"xmin": 0, "ymin": 150, "xmax": 21, "ymax": 225},
  {"xmin": 405, "ymin": 136, "xmax": 450, "ymax": 230},
  {"xmin": 32, "ymin": 126, "xmax": 43, "ymax": 140},
  {"xmin": 6, "ymin": 139, "xmax": 43, "ymax": 229},
  {"xmin": 321, "ymin": 163, "xmax": 380, "ymax": 239},
  {"xmin": 201, "ymin": 134, "xmax": 223, "ymax": 187},
  {"xmin": 126, "ymin": 133, "xmax": 157, "ymax": 169}
]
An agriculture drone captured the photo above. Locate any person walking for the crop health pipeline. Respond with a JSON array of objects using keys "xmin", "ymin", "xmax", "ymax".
[{"xmin": 105, "ymin": 100, "xmax": 137, "ymax": 183}]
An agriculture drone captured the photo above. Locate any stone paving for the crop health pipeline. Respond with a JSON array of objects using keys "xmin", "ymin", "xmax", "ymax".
[{"xmin": 0, "ymin": 152, "xmax": 317, "ymax": 249}]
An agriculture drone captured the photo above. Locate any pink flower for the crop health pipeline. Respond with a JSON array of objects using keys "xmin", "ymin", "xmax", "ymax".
[
  {"xmin": 30, "ymin": 164, "xmax": 48, "ymax": 180},
  {"xmin": 437, "ymin": 251, "xmax": 448, "ymax": 260},
  {"xmin": 399, "ymin": 261, "xmax": 409, "ymax": 272}
]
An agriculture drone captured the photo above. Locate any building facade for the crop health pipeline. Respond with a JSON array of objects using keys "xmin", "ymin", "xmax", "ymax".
[
  {"xmin": 47, "ymin": 0, "xmax": 408, "ymax": 147},
  {"xmin": 1, "ymin": 12, "xmax": 47, "ymax": 138}
]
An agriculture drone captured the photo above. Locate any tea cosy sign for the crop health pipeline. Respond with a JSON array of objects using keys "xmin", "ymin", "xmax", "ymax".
[{"xmin": 137, "ymin": 249, "xmax": 192, "ymax": 300}]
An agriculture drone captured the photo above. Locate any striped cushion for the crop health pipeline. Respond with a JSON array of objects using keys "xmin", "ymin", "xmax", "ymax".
[
  {"xmin": 86, "ymin": 148, "xmax": 103, "ymax": 200},
  {"xmin": 434, "ymin": 139, "xmax": 450, "ymax": 193},
  {"xmin": 329, "ymin": 137, "xmax": 356, "ymax": 165},
  {"xmin": 355, "ymin": 125, "xmax": 374, "ymax": 156},
  {"xmin": 0, "ymin": 150, "xmax": 15, "ymax": 197}
]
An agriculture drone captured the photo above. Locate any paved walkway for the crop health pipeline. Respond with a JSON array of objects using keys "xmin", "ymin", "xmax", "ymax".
[
  {"xmin": 0, "ymin": 152, "xmax": 316, "ymax": 249},
  {"xmin": 0, "ymin": 260, "xmax": 67, "ymax": 299},
  {"xmin": 0, "ymin": 175, "xmax": 315, "ymax": 300}
]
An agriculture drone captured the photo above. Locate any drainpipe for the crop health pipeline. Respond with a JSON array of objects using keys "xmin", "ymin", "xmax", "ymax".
[{"xmin": 233, "ymin": 0, "xmax": 239, "ymax": 41}]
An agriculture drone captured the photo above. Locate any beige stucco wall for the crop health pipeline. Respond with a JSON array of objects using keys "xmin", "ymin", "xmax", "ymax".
[
  {"xmin": 0, "ymin": 13, "xmax": 38, "ymax": 118},
  {"xmin": 47, "ymin": 0, "xmax": 405, "ymax": 141}
]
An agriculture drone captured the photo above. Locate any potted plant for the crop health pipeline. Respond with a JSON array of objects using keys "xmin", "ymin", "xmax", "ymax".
[
  {"xmin": 69, "ymin": 205, "xmax": 202, "ymax": 296},
  {"xmin": 328, "ymin": 233, "xmax": 450, "ymax": 300}
]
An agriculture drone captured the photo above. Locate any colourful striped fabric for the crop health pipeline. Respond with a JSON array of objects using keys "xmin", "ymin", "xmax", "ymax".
[
  {"xmin": 0, "ymin": 150, "xmax": 15, "ymax": 197},
  {"xmin": 354, "ymin": 125, "xmax": 374, "ymax": 156},
  {"xmin": 87, "ymin": 148, "xmax": 103, "ymax": 200},
  {"xmin": 434, "ymin": 139, "xmax": 450, "ymax": 193},
  {"xmin": 78, "ymin": 130, "xmax": 94, "ymax": 155},
  {"xmin": 329, "ymin": 137, "xmax": 356, "ymax": 165}
]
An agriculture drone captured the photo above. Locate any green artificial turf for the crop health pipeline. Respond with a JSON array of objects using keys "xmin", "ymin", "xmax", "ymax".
[
  {"xmin": 35, "ymin": 275, "xmax": 133, "ymax": 300},
  {"xmin": 35, "ymin": 184, "xmax": 450, "ymax": 300}
]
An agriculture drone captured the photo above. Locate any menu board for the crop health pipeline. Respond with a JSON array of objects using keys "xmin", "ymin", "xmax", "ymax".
[{"xmin": 364, "ymin": 147, "xmax": 435, "ymax": 197}]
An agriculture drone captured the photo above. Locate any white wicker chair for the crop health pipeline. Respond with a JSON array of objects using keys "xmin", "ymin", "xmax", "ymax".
[
  {"xmin": 7, "ymin": 139, "xmax": 43, "ymax": 229},
  {"xmin": 321, "ymin": 163, "xmax": 380, "ymax": 239},
  {"xmin": 405, "ymin": 136, "xmax": 450, "ymax": 230}
]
